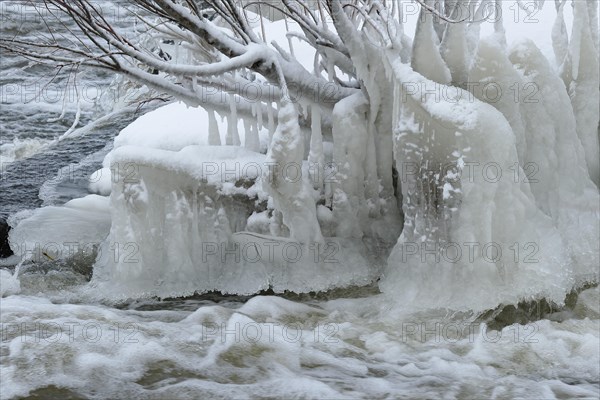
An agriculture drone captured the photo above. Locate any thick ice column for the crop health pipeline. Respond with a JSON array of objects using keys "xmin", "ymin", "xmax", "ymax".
[
  {"xmin": 509, "ymin": 39, "xmax": 600, "ymax": 274},
  {"xmin": 262, "ymin": 101, "xmax": 324, "ymax": 245},
  {"xmin": 330, "ymin": 93, "xmax": 370, "ymax": 238}
]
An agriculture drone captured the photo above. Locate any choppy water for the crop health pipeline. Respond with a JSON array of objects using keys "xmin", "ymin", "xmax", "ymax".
[
  {"xmin": 0, "ymin": 1, "xmax": 599, "ymax": 399},
  {"xmin": 0, "ymin": 0, "xmax": 143, "ymax": 219},
  {"xmin": 1, "ymin": 269, "xmax": 599, "ymax": 399}
]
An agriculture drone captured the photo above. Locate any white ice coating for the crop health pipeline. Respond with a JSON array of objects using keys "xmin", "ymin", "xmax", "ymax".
[
  {"xmin": 383, "ymin": 59, "xmax": 574, "ymax": 311},
  {"xmin": 89, "ymin": 136, "xmax": 379, "ymax": 297},
  {"xmin": 6, "ymin": 1, "xmax": 599, "ymax": 312},
  {"xmin": 508, "ymin": 39, "xmax": 599, "ymax": 275},
  {"xmin": 84, "ymin": 101, "xmax": 379, "ymax": 298}
]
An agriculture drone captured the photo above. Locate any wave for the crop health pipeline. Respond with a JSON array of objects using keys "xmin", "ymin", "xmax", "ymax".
[{"xmin": 0, "ymin": 137, "xmax": 53, "ymax": 164}]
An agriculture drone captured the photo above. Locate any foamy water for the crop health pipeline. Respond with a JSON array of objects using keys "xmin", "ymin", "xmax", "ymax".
[
  {"xmin": 0, "ymin": 275, "xmax": 598, "ymax": 399},
  {"xmin": 0, "ymin": 138, "xmax": 54, "ymax": 164}
]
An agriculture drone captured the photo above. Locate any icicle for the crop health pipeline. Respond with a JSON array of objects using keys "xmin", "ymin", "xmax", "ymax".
[
  {"xmin": 326, "ymin": 59, "xmax": 335, "ymax": 83},
  {"xmin": 570, "ymin": 1, "xmax": 583, "ymax": 81},
  {"xmin": 267, "ymin": 102, "xmax": 276, "ymax": 141},
  {"xmin": 244, "ymin": 116, "xmax": 260, "ymax": 152},
  {"xmin": 243, "ymin": 118, "xmax": 252, "ymax": 147},
  {"xmin": 227, "ymin": 95, "xmax": 241, "ymax": 146},
  {"xmin": 308, "ymin": 105, "xmax": 324, "ymax": 191},
  {"xmin": 208, "ymin": 109, "xmax": 221, "ymax": 145},
  {"xmin": 552, "ymin": 0, "xmax": 569, "ymax": 67},
  {"xmin": 256, "ymin": 102, "xmax": 263, "ymax": 130}
]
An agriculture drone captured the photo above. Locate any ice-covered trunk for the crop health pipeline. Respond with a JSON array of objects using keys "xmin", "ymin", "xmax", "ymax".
[
  {"xmin": 411, "ymin": 1, "xmax": 451, "ymax": 84},
  {"xmin": 509, "ymin": 39, "xmax": 600, "ymax": 275},
  {"xmin": 440, "ymin": 0, "xmax": 469, "ymax": 86},
  {"xmin": 552, "ymin": 0, "xmax": 569, "ymax": 66},
  {"xmin": 561, "ymin": 0, "xmax": 600, "ymax": 186},
  {"xmin": 469, "ymin": 37, "xmax": 529, "ymax": 164},
  {"xmin": 262, "ymin": 102, "xmax": 323, "ymax": 245},
  {"xmin": 382, "ymin": 58, "xmax": 572, "ymax": 312},
  {"xmin": 328, "ymin": 0, "xmax": 403, "ymax": 231},
  {"xmin": 469, "ymin": 31, "xmax": 599, "ymax": 273}
]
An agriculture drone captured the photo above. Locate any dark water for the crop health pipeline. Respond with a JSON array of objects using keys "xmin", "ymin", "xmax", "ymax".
[{"xmin": 0, "ymin": 0, "xmax": 143, "ymax": 257}]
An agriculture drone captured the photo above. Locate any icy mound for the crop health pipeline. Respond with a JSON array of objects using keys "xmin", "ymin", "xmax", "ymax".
[{"xmin": 8, "ymin": 195, "xmax": 110, "ymax": 263}]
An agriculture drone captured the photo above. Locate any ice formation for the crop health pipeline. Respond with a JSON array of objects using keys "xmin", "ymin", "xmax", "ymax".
[
  {"xmin": 6, "ymin": 1, "xmax": 599, "ymax": 311},
  {"xmin": 8, "ymin": 195, "xmax": 111, "ymax": 263}
]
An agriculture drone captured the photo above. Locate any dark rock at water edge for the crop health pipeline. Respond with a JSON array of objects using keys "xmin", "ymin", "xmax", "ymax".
[
  {"xmin": 478, "ymin": 281, "xmax": 599, "ymax": 330},
  {"xmin": 0, "ymin": 218, "xmax": 13, "ymax": 258}
]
